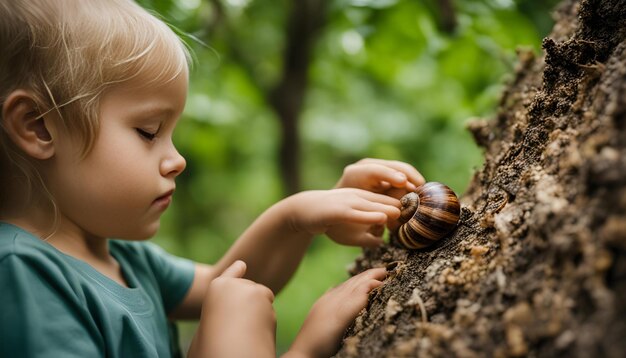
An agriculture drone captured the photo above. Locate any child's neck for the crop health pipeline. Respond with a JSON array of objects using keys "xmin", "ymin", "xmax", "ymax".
[{"xmin": 3, "ymin": 210, "xmax": 129, "ymax": 288}]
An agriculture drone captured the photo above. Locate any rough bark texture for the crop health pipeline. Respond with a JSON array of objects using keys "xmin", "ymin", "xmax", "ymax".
[{"xmin": 335, "ymin": 0, "xmax": 626, "ymax": 357}]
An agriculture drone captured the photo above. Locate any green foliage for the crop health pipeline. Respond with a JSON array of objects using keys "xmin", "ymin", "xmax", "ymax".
[{"xmin": 138, "ymin": 0, "xmax": 558, "ymax": 352}]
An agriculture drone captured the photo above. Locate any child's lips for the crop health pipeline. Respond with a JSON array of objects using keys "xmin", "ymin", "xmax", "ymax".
[{"xmin": 153, "ymin": 189, "xmax": 174, "ymax": 209}]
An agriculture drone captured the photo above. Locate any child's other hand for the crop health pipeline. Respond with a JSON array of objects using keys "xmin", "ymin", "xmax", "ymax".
[
  {"xmin": 285, "ymin": 267, "xmax": 387, "ymax": 358},
  {"xmin": 335, "ymin": 158, "xmax": 425, "ymax": 199},
  {"xmin": 189, "ymin": 260, "xmax": 276, "ymax": 357},
  {"xmin": 289, "ymin": 189, "xmax": 401, "ymax": 247}
]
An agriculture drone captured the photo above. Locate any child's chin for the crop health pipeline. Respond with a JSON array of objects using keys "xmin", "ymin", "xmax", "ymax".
[{"xmin": 121, "ymin": 224, "xmax": 160, "ymax": 241}]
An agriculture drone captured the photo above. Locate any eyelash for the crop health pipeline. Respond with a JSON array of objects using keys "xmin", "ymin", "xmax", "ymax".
[{"xmin": 136, "ymin": 128, "xmax": 157, "ymax": 141}]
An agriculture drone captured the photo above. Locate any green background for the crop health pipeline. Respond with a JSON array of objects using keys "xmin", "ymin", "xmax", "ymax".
[{"xmin": 136, "ymin": 0, "xmax": 558, "ymax": 353}]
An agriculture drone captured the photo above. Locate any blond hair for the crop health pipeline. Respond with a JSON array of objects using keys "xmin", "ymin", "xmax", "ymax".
[{"xmin": 0, "ymin": 0, "xmax": 190, "ymax": 212}]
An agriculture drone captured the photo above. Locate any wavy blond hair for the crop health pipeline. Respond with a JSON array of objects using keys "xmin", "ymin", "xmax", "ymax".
[{"xmin": 0, "ymin": 0, "xmax": 190, "ymax": 213}]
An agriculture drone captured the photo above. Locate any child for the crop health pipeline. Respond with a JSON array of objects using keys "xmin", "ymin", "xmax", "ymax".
[{"xmin": 0, "ymin": 0, "xmax": 425, "ymax": 357}]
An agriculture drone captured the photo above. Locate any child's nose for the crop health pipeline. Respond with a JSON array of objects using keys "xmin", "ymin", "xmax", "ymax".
[{"xmin": 161, "ymin": 146, "xmax": 186, "ymax": 178}]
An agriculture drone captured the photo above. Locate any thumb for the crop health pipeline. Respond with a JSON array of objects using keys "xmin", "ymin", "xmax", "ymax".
[{"xmin": 220, "ymin": 260, "xmax": 247, "ymax": 278}]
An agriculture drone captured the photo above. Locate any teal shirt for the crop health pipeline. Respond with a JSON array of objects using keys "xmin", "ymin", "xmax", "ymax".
[{"xmin": 0, "ymin": 223, "xmax": 195, "ymax": 357}]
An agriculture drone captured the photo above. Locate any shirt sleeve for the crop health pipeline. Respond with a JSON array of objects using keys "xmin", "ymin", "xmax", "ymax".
[
  {"xmin": 0, "ymin": 254, "xmax": 102, "ymax": 357},
  {"xmin": 140, "ymin": 243, "xmax": 195, "ymax": 314}
]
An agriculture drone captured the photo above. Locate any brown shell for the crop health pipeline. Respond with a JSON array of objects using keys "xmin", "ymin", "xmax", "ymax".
[{"xmin": 397, "ymin": 182, "xmax": 460, "ymax": 249}]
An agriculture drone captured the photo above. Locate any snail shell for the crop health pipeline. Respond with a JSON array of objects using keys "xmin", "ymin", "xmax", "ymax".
[{"xmin": 397, "ymin": 182, "xmax": 460, "ymax": 249}]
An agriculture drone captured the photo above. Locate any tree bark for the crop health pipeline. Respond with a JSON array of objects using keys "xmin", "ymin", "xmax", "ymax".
[
  {"xmin": 335, "ymin": 0, "xmax": 626, "ymax": 357},
  {"xmin": 434, "ymin": 0, "xmax": 457, "ymax": 34}
]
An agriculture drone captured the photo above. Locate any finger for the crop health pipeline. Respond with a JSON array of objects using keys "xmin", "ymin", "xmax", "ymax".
[
  {"xmin": 358, "ymin": 267, "xmax": 388, "ymax": 281},
  {"xmin": 362, "ymin": 236, "xmax": 384, "ymax": 248},
  {"xmin": 387, "ymin": 162, "xmax": 425, "ymax": 188},
  {"xmin": 352, "ymin": 199, "xmax": 401, "ymax": 220},
  {"xmin": 367, "ymin": 279, "xmax": 384, "ymax": 291},
  {"xmin": 344, "ymin": 211, "xmax": 388, "ymax": 225},
  {"xmin": 338, "ymin": 164, "xmax": 397, "ymax": 191},
  {"xmin": 346, "ymin": 267, "xmax": 387, "ymax": 290},
  {"xmin": 368, "ymin": 224, "xmax": 385, "ymax": 237},
  {"xmin": 348, "ymin": 162, "xmax": 412, "ymax": 190},
  {"xmin": 258, "ymin": 284, "xmax": 276, "ymax": 302},
  {"xmin": 220, "ymin": 260, "xmax": 247, "ymax": 278},
  {"xmin": 358, "ymin": 233, "xmax": 385, "ymax": 248},
  {"xmin": 386, "ymin": 187, "xmax": 411, "ymax": 200},
  {"xmin": 359, "ymin": 159, "xmax": 425, "ymax": 188},
  {"xmin": 379, "ymin": 181, "xmax": 391, "ymax": 190},
  {"xmin": 354, "ymin": 189, "xmax": 402, "ymax": 207}
]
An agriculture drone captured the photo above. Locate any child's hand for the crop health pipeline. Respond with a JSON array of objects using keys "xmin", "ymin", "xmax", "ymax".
[
  {"xmin": 288, "ymin": 189, "xmax": 401, "ymax": 247},
  {"xmin": 188, "ymin": 261, "xmax": 276, "ymax": 358},
  {"xmin": 334, "ymin": 158, "xmax": 425, "ymax": 233},
  {"xmin": 335, "ymin": 158, "xmax": 425, "ymax": 199},
  {"xmin": 284, "ymin": 267, "xmax": 387, "ymax": 358}
]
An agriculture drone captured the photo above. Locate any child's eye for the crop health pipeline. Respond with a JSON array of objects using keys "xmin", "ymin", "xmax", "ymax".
[{"xmin": 136, "ymin": 128, "xmax": 157, "ymax": 141}]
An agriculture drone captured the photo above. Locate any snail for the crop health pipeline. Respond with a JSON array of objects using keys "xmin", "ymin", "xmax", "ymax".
[{"xmin": 396, "ymin": 182, "xmax": 460, "ymax": 249}]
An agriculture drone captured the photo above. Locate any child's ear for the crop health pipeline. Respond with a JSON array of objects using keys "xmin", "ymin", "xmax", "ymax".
[{"xmin": 2, "ymin": 90, "xmax": 55, "ymax": 160}]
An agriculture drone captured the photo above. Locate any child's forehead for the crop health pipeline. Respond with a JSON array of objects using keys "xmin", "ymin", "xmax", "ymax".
[
  {"xmin": 100, "ymin": 72, "xmax": 188, "ymax": 115},
  {"xmin": 107, "ymin": 68, "xmax": 189, "ymax": 95}
]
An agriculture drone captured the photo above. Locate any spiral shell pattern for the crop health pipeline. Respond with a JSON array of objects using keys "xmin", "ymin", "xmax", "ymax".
[{"xmin": 397, "ymin": 182, "xmax": 460, "ymax": 249}]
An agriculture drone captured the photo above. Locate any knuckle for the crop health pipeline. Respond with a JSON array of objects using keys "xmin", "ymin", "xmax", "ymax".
[
  {"xmin": 210, "ymin": 277, "xmax": 228, "ymax": 289},
  {"xmin": 250, "ymin": 283, "xmax": 273, "ymax": 298},
  {"xmin": 260, "ymin": 285, "xmax": 275, "ymax": 299}
]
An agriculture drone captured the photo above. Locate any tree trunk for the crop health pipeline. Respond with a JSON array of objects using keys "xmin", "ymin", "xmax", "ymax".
[
  {"xmin": 269, "ymin": 0, "xmax": 327, "ymax": 195},
  {"xmin": 335, "ymin": 0, "xmax": 626, "ymax": 357}
]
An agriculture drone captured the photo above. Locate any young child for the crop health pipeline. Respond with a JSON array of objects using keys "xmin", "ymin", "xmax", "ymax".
[{"xmin": 0, "ymin": 0, "xmax": 425, "ymax": 357}]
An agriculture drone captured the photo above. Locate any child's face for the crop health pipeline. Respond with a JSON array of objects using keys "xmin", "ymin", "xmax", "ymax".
[{"xmin": 46, "ymin": 72, "xmax": 188, "ymax": 240}]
